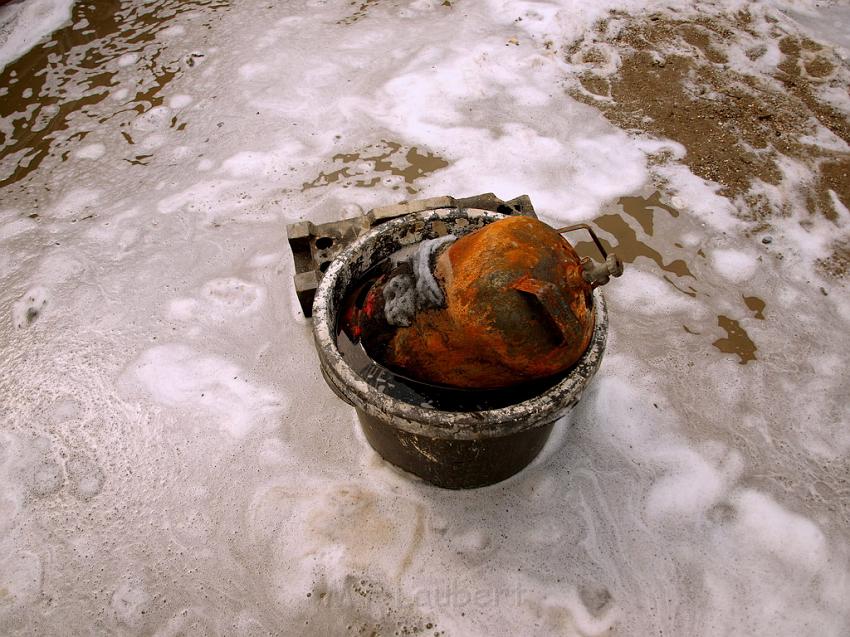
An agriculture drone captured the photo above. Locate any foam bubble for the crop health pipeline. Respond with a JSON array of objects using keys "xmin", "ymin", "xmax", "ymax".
[
  {"xmin": 168, "ymin": 94, "xmax": 192, "ymax": 109},
  {"xmin": 711, "ymin": 248, "xmax": 759, "ymax": 283},
  {"xmin": 122, "ymin": 344, "xmax": 283, "ymax": 437},
  {"xmin": 116, "ymin": 52, "xmax": 138, "ymax": 67}
]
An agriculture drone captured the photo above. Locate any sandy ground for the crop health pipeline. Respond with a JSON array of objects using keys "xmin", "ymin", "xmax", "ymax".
[{"xmin": 1, "ymin": 0, "xmax": 849, "ymax": 635}]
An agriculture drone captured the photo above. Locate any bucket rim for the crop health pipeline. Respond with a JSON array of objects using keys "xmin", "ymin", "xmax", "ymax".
[{"xmin": 312, "ymin": 208, "xmax": 608, "ymax": 440}]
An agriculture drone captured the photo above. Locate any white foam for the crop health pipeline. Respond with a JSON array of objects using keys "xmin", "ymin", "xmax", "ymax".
[
  {"xmin": 2, "ymin": 0, "xmax": 849, "ymax": 634},
  {"xmin": 354, "ymin": 38, "xmax": 650, "ymax": 221},
  {"xmin": 160, "ymin": 24, "xmax": 186, "ymax": 38},
  {"xmin": 12, "ymin": 286, "xmax": 48, "ymax": 329},
  {"xmin": 0, "ymin": 0, "xmax": 74, "ymax": 71},
  {"xmin": 111, "ymin": 580, "xmax": 152, "ymax": 628},
  {"xmin": 46, "ymin": 186, "xmax": 100, "ymax": 219},
  {"xmin": 218, "ymin": 144, "xmax": 305, "ymax": 179},
  {"xmin": 248, "ymin": 480, "xmax": 427, "ymax": 584},
  {"xmin": 382, "ymin": 272, "xmax": 416, "ymax": 327},
  {"xmin": 711, "ymin": 248, "xmax": 759, "ymax": 283},
  {"xmin": 786, "ymin": 5, "xmax": 850, "ymax": 53},
  {"xmin": 645, "ymin": 446, "xmax": 743, "ymax": 520},
  {"xmin": 122, "ymin": 344, "xmax": 283, "ymax": 437},
  {"xmin": 609, "ymin": 269, "xmax": 706, "ymax": 318},
  {"xmin": 168, "ymin": 277, "xmax": 267, "ymax": 322},
  {"xmin": 74, "ymin": 143, "xmax": 105, "ymax": 160},
  {"xmin": 238, "ymin": 62, "xmax": 268, "ymax": 79},
  {"xmin": 131, "ymin": 105, "xmax": 171, "ymax": 132},
  {"xmin": 168, "ymin": 94, "xmax": 193, "ymax": 109},
  {"xmin": 0, "ymin": 215, "xmax": 36, "ymax": 241},
  {"xmin": 156, "ymin": 179, "xmax": 235, "ymax": 215},
  {"xmin": 0, "ymin": 550, "xmax": 42, "ymax": 607},
  {"xmin": 116, "ymin": 52, "xmax": 138, "ymax": 67}
]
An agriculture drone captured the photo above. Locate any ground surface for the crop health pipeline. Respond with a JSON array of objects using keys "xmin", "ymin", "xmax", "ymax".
[{"xmin": 0, "ymin": 0, "xmax": 849, "ymax": 635}]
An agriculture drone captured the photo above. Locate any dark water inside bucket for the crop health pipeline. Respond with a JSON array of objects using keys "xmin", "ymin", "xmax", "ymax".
[{"xmin": 334, "ymin": 267, "xmax": 568, "ymax": 412}]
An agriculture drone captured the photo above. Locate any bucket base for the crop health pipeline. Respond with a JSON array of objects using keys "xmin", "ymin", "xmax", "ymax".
[{"xmin": 357, "ymin": 410, "xmax": 555, "ymax": 489}]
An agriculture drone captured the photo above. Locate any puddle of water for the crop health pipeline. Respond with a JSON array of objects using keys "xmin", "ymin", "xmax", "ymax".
[
  {"xmin": 712, "ymin": 315, "xmax": 758, "ymax": 364},
  {"xmin": 743, "ymin": 294, "xmax": 766, "ymax": 320},
  {"xmin": 573, "ymin": 191, "xmax": 767, "ymax": 364},
  {"xmin": 573, "ymin": 191, "xmax": 693, "ymax": 279},
  {"xmin": 0, "ymin": 0, "xmax": 229, "ymax": 189},
  {"xmin": 301, "ymin": 139, "xmax": 449, "ymax": 194},
  {"xmin": 591, "ymin": 212, "xmax": 693, "ymax": 278},
  {"xmin": 617, "ymin": 190, "xmax": 679, "ymax": 235}
]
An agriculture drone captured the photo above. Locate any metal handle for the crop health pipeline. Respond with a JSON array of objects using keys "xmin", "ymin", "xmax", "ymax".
[{"xmin": 556, "ymin": 223, "xmax": 624, "ymax": 289}]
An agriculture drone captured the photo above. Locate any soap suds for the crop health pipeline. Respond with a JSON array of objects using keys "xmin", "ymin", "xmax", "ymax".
[
  {"xmin": 0, "ymin": 0, "xmax": 848, "ymax": 635},
  {"xmin": 0, "ymin": 0, "xmax": 74, "ymax": 71},
  {"xmin": 122, "ymin": 344, "xmax": 284, "ymax": 438}
]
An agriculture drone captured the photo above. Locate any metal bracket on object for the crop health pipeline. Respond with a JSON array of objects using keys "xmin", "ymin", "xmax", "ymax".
[
  {"xmin": 287, "ymin": 193, "xmax": 537, "ymax": 317},
  {"xmin": 556, "ymin": 223, "xmax": 624, "ymax": 289}
]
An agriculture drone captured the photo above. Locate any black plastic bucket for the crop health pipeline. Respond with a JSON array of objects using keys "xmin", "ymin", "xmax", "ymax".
[{"xmin": 312, "ymin": 207, "xmax": 608, "ymax": 488}]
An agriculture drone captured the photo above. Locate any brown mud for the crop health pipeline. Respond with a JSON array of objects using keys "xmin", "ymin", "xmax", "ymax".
[
  {"xmin": 567, "ymin": 10, "xmax": 850, "ymax": 277},
  {"xmin": 743, "ymin": 294, "xmax": 766, "ymax": 320},
  {"xmin": 302, "ymin": 140, "xmax": 449, "ymax": 195}
]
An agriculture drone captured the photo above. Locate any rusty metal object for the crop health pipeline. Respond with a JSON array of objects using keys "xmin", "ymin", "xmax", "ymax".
[
  {"xmin": 286, "ymin": 193, "xmax": 536, "ymax": 316},
  {"xmin": 311, "ymin": 208, "xmax": 610, "ymax": 489},
  {"xmin": 346, "ymin": 216, "xmax": 623, "ymax": 389}
]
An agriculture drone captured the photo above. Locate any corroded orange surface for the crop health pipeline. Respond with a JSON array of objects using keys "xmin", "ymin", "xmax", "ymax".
[{"xmin": 384, "ymin": 216, "xmax": 595, "ymax": 388}]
